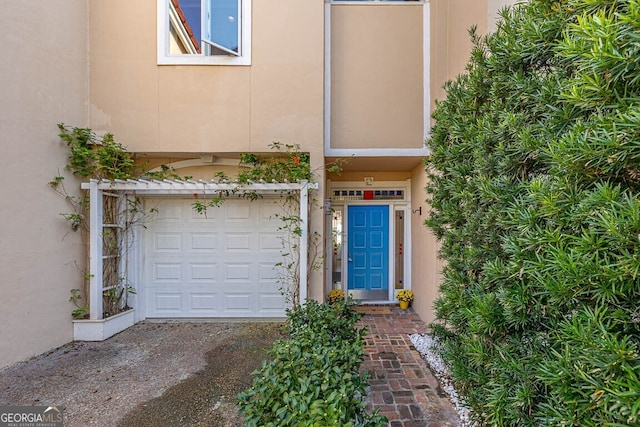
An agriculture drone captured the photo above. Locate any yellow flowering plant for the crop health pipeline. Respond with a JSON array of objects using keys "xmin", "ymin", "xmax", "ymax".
[
  {"xmin": 327, "ymin": 289, "xmax": 345, "ymax": 304},
  {"xmin": 396, "ymin": 289, "xmax": 414, "ymax": 302}
]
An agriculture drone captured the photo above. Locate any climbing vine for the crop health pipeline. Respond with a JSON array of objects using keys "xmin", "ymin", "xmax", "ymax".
[
  {"xmin": 51, "ymin": 124, "xmax": 167, "ymax": 319},
  {"xmin": 53, "ymin": 126, "xmax": 345, "ymax": 317},
  {"xmin": 193, "ymin": 142, "xmax": 346, "ymax": 307}
]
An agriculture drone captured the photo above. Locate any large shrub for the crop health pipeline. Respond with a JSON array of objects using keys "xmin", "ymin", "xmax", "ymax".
[
  {"xmin": 425, "ymin": 1, "xmax": 640, "ymax": 425},
  {"xmin": 238, "ymin": 299, "xmax": 387, "ymax": 427}
]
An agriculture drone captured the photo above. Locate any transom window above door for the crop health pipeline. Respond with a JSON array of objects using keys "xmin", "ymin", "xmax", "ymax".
[
  {"xmin": 158, "ymin": 0, "xmax": 252, "ymax": 65},
  {"xmin": 331, "ymin": 189, "xmax": 405, "ymax": 201}
]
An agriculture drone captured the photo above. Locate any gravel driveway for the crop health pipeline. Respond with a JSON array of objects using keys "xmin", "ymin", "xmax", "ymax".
[{"xmin": 0, "ymin": 321, "xmax": 286, "ymax": 427}]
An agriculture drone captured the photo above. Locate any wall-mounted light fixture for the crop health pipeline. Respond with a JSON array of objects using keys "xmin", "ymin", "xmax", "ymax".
[{"xmin": 412, "ymin": 206, "xmax": 422, "ymax": 216}]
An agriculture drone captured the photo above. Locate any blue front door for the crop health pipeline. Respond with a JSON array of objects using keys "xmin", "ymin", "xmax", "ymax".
[{"xmin": 347, "ymin": 205, "xmax": 389, "ymax": 299}]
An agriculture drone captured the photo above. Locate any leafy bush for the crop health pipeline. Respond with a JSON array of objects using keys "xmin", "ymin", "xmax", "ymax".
[
  {"xmin": 426, "ymin": 1, "xmax": 640, "ymax": 425},
  {"xmin": 56, "ymin": 123, "xmax": 137, "ymax": 180},
  {"xmin": 238, "ymin": 299, "xmax": 387, "ymax": 427}
]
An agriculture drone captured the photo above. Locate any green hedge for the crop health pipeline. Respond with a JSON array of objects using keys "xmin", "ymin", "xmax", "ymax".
[
  {"xmin": 238, "ymin": 299, "xmax": 387, "ymax": 427},
  {"xmin": 425, "ymin": 1, "xmax": 640, "ymax": 425}
]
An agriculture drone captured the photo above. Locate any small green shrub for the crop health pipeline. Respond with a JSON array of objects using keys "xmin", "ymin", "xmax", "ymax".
[{"xmin": 238, "ymin": 299, "xmax": 387, "ymax": 427}]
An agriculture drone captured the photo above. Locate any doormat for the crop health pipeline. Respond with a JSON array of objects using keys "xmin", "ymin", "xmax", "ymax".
[{"xmin": 355, "ymin": 306, "xmax": 392, "ymax": 315}]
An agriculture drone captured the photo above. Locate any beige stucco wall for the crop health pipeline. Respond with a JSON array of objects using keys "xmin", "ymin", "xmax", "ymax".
[
  {"xmin": 330, "ymin": 171, "xmax": 412, "ymax": 183},
  {"xmin": 411, "ymin": 166, "xmax": 443, "ymax": 325},
  {"xmin": 89, "ymin": 0, "xmax": 326, "ymax": 301},
  {"xmin": 488, "ymin": 0, "xmax": 523, "ymax": 32},
  {"xmin": 430, "ymin": 0, "xmax": 520, "ymax": 104},
  {"xmin": 329, "ymin": 4, "xmax": 425, "ymax": 150},
  {"xmin": 430, "ymin": 0, "xmax": 488, "ymax": 106},
  {"xmin": 89, "ymin": 0, "xmax": 324, "ymax": 155},
  {"xmin": 0, "ymin": 1, "xmax": 88, "ymax": 368}
]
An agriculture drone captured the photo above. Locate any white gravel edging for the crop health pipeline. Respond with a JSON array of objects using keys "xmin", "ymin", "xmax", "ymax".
[{"xmin": 409, "ymin": 333, "xmax": 476, "ymax": 427}]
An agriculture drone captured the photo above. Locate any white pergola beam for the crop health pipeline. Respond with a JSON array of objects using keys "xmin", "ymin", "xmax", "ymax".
[
  {"xmin": 88, "ymin": 180, "xmax": 103, "ymax": 320},
  {"xmin": 81, "ymin": 179, "xmax": 305, "ymax": 192},
  {"xmin": 299, "ymin": 182, "xmax": 309, "ymax": 304}
]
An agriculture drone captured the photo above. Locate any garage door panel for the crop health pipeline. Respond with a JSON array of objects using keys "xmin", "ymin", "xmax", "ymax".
[
  {"xmin": 259, "ymin": 263, "xmax": 279, "ymax": 280},
  {"xmin": 260, "ymin": 293, "xmax": 286, "ymax": 310},
  {"xmin": 144, "ymin": 198, "xmax": 287, "ymax": 318},
  {"xmin": 154, "ymin": 233, "xmax": 182, "ymax": 252},
  {"xmin": 190, "ymin": 293, "xmax": 219, "ymax": 311},
  {"xmin": 226, "ymin": 203, "xmax": 251, "ymax": 220},
  {"xmin": 190, "ymin": 263, "xmax": 218, "ymax": 280},
  {"xmin": 225, "ymin": 233, "xmax": 252, "ymax": 251},
  {"xmin": 225, "ymin": 293, "xmax": 252, "ymax": 310},
  {"xmin": 188, "ymin": 205, "xmax": 220, "ymax": 221},
  {"xmin": 154, "ymin": 263, "xmax": 182, "ymax": 280},
  {"xmin": 190, "ymin": 233, "xmax": 217, "ymax": 251},
  {"xmin": 260, "ymin": 233, "xmax": 283, "ymax": 251},
  {"xmin": 153, "ymin": 293, "xmax": 183, "ymax": 311},
  {"xmin": 261, "ymin": 201, "xmax": 281, "ymax": 218},
  {"xmin": 156, "ymin": 204, "xmax": 182, "ymax": 221},
  {"xmin": 224, "ymin": 263, "xmax": 252, "ymax": 280}
]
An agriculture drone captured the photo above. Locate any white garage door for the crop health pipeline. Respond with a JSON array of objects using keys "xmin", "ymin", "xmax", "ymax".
[{"xmin": 143, "ymin": 197, "xmax": 288, "ymax": 318}]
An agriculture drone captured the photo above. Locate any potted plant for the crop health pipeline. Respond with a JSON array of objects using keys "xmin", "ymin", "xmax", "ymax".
[
  {"xmin": 72, "ymin": 278, "xmax": 137, "ymax": 341},
  {"xmin": 327, "ymin": 288, "xmax": 345, "ymax": 304},
  {"xmin": 396, "ymin": 289, "xmax": 414, "ymax": 310}
]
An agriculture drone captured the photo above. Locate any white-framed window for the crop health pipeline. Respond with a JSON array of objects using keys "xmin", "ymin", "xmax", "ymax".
[{"xmin": 157, "ymin": 0, "xmax": 251, "ymax": 65}]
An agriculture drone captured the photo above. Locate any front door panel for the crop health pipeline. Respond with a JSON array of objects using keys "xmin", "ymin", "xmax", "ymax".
[{"xmin": 347, "ymin": 205, "xmax": 389, "ymax": 300}]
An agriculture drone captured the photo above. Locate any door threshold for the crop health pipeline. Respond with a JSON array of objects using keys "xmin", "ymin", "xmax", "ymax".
[
  {"xmin": 348, "ymin": 289, "xmax": 389, "ymax": 301},
  {"xmin": 352, "ymin": 300, "xmax": 394, "ymax": 306}
]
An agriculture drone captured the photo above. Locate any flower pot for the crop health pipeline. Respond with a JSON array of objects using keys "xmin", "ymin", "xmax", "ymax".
[
  {"xmin": 399, "ymin": 301, "xmax": 410, "ymax": 310},
  {"xmin": 73, "ymin": 308, "xmax": 136, "ymax": 341}
]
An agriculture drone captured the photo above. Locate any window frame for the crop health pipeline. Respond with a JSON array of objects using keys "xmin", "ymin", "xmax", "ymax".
[{"xmin": 157, "ymin": 0, "xmax": 251, "ymax": 66}]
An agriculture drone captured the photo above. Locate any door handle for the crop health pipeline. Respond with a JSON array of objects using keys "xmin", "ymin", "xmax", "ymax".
[{"xmin": 348, "ymin": 255, "xmax": 353, "ymax": 262}]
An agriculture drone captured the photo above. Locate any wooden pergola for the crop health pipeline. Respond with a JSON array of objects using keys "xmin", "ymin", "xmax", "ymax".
[{"xmin": 81, "ymin": 178, "xmax": 315, "ymax": 319}]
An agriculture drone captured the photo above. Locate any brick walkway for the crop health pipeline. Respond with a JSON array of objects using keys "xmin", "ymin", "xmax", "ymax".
[{"xmin": 359, "ymin": 307, "xmax": 462, "ymax": 427}]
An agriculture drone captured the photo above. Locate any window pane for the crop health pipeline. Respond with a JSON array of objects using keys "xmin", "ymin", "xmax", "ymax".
[
  {"xmin": 160, "ymin": 0, "xmax": 251, "ymax": 64},
  {"xmin": 169, "ymin": 0, "xmax": 202, "ymax": 54},
  {"xmin": 180, "ymin": 0, "xmax": 201, "ymax": 42},
  {"xmin": 394, "ymin": 210, "xmax": 404, "ymax": 291},
  {"xmin": 331, "ymin": 209, "xmax": 343, "ymax": 287},
  {"xmin": 206, "ymin": 0, "xmax": 239, "ymax": 53}
]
